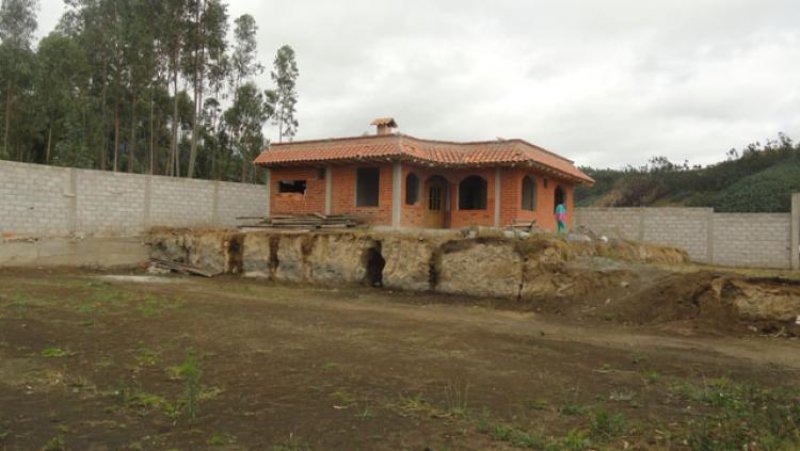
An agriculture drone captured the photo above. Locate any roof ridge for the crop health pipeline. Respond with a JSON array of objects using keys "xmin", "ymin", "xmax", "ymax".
[{"xmin": 270, "ymin": 133, "xmax": 400, "ymax": 148}]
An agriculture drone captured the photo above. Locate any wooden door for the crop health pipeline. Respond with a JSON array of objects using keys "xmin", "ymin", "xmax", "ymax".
[{"xmin": 425, "ymin": 177, "xmax": 447, "ymax": 228}]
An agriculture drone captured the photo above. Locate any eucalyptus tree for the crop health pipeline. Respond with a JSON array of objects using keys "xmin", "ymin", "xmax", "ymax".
[
  {"xmin": 224, "ymin": 81, "xmax": 271, "ymax": 183},
  {"xmin": 271, "ymin": 44, "xmax": 299, "ymax": 143},
  {"xmin": 184, "ymin": 0, "xmax": 227, "ymax": 178},
  {"xmin": 0, "ymin": 0, "xmax": 39, "ymax": 159}
]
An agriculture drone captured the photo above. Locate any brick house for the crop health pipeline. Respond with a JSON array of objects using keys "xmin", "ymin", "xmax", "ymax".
[{"xmin": 254, "ymin": 118, "xmax": 593, "ymax": 230}]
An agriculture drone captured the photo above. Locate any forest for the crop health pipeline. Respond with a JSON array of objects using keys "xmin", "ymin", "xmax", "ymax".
[
  {"xmin": 576, "ymin": 133, "xmax": 800, "ymax": 213},
  {"xmin": 0, "ymin": 0, "xmax": 297, "ymax": 182}
]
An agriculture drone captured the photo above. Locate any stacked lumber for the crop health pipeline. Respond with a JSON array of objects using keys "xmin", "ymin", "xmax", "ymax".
[{"xmin": 237, "ymin": 213, "xmax": 361, "ymax": 230}]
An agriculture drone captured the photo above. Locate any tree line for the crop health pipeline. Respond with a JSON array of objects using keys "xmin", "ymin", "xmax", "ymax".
[
  {"xmin": 576, "ymin": 133, "xmax": 800, "ymax": 212},
  {"xmin": 0, "ymin": 0, "xmax": 298, "ymax": 183}
]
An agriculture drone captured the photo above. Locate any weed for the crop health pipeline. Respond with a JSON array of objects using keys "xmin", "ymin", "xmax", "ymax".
[
  {"xmin": 271, "ymin": 434, "xmax": 310, "ymax": 451},
  {"xmin": 330, "ymin": 389, "xmax": 357, "ymax": 407},
  {"xmin": 596, "ymin": 363, "xmax": 614, "ymax": 373},
  {"xmin": 643, "ymin": 370, "xmax": 661, "ymax": 384},
  {"xmin": 589, "ymin": 409, "xmax": 627, "ymax": 441},
  {"xmin": 0, "ymin": 427, "xmax": 8, "ymax": 441},
  {"xmin": 355, "ymin": 407, "xmax": 374, "ymax": 420},
  {"xmin": 42, "ymin": 435, "xmax": 65, "ymax": 451},
  {"xmin": 179, "ymin": 350, "xmax": 202, "ymax": 421},
  {"xmin": 208, "ymin": 432, "xmax": 237, "ymax": 446},
  {"xmin": 554, "ymin": 428, "xmax": 590, "ymax": 450},
  {"xmin": 135, "ymin": 347, "xmax": 159, "ymax": 367},
  {"xmin": 41, "ymin": 347, "xmax": 71, "ymax": 358},
  {"xmin": 443, "ymin": 380, "xmax": 470, "ymax": 418},
  {"xmin": 321, "ymin": 362, "xmax": 338, "ymax": 371},
  {"xmin": 678, "ymin": 380, "xmax": 800, "ymax": 450},
  {"xmin": 560, "ymin": 404, "xmax": 587, "ymax": 416},
  {"xmin": 488, "ymin": 424, "xmax": 546, "ymax": 449}
]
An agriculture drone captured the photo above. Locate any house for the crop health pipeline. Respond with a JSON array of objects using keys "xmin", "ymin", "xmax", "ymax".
[{"xmin": 253, "ymin": 118, "xmax": 594, "ymax": 230}]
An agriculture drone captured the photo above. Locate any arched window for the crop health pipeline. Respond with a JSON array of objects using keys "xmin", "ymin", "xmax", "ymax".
[
  {"xmin": 521, "ymin": 176, "xmax": 536, "ymax": 211},
  {"xmin": 405, "ymin": 173, "xmax": 419, "ymax": 205},
  {"xmin": 458, "ymin": 175, "xmax": 487, "ymax": 210}
]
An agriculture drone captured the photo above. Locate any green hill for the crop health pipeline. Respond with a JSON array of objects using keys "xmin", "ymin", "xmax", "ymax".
[{"xmin": 575, "ymin": 134, "xmax": 800, "ymax": 213}]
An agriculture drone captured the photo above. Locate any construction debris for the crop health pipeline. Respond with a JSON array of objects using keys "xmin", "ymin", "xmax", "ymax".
[
  {"xmin": 237, "ymin": 214, "xmax": 361, "ymax": 230},
  {"xmin": 150, "ymin": 258, "xmax": 218, "ymax": 278}
]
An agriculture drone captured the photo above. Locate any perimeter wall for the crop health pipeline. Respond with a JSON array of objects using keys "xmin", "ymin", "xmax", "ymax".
[
  {"xmin": 0, "ymin": 160, "xmax": 266, "ymax": 237},
  {"xmin": 575, "ymin": 200, "xmax": 800, "ymax": 269}
]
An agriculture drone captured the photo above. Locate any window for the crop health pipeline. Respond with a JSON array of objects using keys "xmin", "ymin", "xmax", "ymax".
[
  {"xmin": 458, "ymin": 175, "xmax": 487, "ymax": 210},
  {"xmin": 356, "ymin": 167, "xmax": 380, "ymax": 207},
  {"xmin": 521, "ymin": 176, "xmax": 536, "ymax": 211},
  {"xmin": 278, "ymin": 180, "xmax": 306, "ymax": 194},
  {"xmin": 405, "ymin": 173, "xmax": 419, "ymax": 205}
]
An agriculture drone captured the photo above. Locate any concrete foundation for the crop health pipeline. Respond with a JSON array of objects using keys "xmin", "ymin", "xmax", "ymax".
[{"xmin": 0, "ymin": 236, "xmax": 149, "ymax": 268}]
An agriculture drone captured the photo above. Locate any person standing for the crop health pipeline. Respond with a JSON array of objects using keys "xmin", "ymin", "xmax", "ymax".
[{"xmin": 555, "ymin": 202, "xmax": 567, "ymax": 233}]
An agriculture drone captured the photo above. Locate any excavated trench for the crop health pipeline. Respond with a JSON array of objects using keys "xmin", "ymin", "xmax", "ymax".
[{"xmin": 147, "ymin": 228, "xmax": 800, "ymax": 335}]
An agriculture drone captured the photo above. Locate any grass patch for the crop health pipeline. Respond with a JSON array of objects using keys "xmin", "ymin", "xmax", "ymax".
[
  {"xmin": 673, "ymin": 379, "xmax": 800, "ymax": 450},
  {"xmin": 488, "ymin": 424, "xmax": 546, "ymax": 448},
  {"xmin": 589, "ymin": 409, "xmax": 627, "ymax": 441},
  {"xmin": 208, "ymin": 432, "xmax": 237, "ymax": 446},
  {"xmin": 41, "ymin": 347, "xmax": 72, "ymax": 358}
]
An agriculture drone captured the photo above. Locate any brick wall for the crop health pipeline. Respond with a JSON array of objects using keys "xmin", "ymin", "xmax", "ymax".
[
  {"xmin": 0, "ymin": 160, "xmax": 267, "ymax": 237},
  {"xmin": 269, "ymin": 167, "xmax": 326, "ymax": 216},
  {"xmin": 575, "ymin": 206, "xmax": 796, "ymax": 269}
]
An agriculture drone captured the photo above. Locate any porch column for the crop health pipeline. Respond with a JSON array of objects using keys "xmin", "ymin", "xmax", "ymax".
[
  {"xmin": 324, "ymin": 166, "xmax": 332, "ymax": 215},
  {"xmin": 392, "ymin": 162, "xmax": 402, "ymax": 228},
  {"xmin": 494, "ymin": 168, "xmax": 502, "ymax": 227},
  {"xmin": 264, "ymin": 168, "xmax": 271, "ymax": 217}
]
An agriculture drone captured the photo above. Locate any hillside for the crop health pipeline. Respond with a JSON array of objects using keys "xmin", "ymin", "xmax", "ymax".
[{"xmin": 575, "ymin": 134, "xmax": 800, "ymax": 212}]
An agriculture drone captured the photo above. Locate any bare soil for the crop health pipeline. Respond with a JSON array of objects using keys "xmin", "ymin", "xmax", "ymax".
[{"xmin": 1, "ymin": 268, "xmax": 799, "ymax": 450}]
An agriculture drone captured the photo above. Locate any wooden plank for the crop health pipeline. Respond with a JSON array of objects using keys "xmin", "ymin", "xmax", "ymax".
[{"xmin": 151, "ymin": 259, "xmax": 218, "ymax": 278}]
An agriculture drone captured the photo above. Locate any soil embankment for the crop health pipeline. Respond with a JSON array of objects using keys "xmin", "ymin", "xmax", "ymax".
[{"xmin": 146, "ymin": 228, "xmax": 800, "ymax": 335}]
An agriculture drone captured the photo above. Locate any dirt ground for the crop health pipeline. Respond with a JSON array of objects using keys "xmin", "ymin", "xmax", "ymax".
[{"xmin": 1, "ymin": 269, "xmax": 799, "ymax": 450}]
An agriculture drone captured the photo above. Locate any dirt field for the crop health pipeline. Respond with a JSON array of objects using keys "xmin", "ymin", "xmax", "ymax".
[{"xmin": 1, "ymin": 269, "xmax": 799, "ymax": 450}]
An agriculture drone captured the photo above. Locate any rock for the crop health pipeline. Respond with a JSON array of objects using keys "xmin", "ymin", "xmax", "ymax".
[
  {"xmin": 566, "ymin": 233, "xmax": 592, "ymax": 243},
  {"xmin": 307, "ymin": 234, "xmax": 372, "ymax": 284},
  {"xmin": 381, "ymin": 236, "xmax": 433, "ymax": 291},
  {"xmin": 242, "ymin": 232, "xmax": 273, "ymax": 277},
  {"xmin": 437, "ymin": 240, "xmax": 523, "ymax": 298},
  {"xmin": 274, "ymin": 235, "xmax": 310, "ymax": 282}
]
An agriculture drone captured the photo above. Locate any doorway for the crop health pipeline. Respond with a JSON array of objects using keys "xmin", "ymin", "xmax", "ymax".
[
  {"xmin": 554, "ymin": 185, "xmax": 565, "ymax": 209},
  {"xmin": 425, "ymin": 176, "xmax": 449, "ymax": 228}
]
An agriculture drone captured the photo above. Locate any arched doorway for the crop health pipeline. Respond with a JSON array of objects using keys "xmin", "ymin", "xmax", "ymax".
[{"xmin": 424, "ymin": 175, "xmax": 449, "ymax": 228}]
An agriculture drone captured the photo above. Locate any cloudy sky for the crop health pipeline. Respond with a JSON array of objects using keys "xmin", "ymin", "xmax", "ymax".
[{"xmin": 38, "ymin": 0, "xmax": 800, "ymax": 168}]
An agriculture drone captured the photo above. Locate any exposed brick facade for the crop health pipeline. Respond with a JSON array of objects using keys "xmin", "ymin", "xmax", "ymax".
[{"xmin": 268, "ymin": 163, "xmax": 578, "ymax": 230}]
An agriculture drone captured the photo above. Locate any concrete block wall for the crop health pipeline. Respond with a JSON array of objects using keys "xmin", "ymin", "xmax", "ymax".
[
  {"xmin": 576, "ymin": 206, "xmax": 798, "ymax": 269},
  {"xmin": 642, "ymin": 208, "xmax": 711, "ymax": 262},
  {"xmin": 150, "ymin": 177, "xmax": 215, "ymax": 227},
  {"xmin": 0, "ymin": 161, "xmax": 72, "ymax": 236},
  {"xmin": 712, "ymin": 214, "xmax": 791, "ymax": 268},
  {"xmin": 76, "ymin": 168, "xmax": 147, "ymax": 235},
  {"xmin": 0, "ymin": 160, "xmax": 266, "ymax": 237}
]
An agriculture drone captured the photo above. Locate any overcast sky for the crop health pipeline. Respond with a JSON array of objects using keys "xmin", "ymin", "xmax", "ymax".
[{"xmin": 37, "ymin": 0, "xmax": 800, "ymax": 168}]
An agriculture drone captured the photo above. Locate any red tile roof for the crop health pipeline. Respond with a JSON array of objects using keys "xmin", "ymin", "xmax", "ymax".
[{"xmin": 254, "ymin": 134, "xmax": 594, "ymax": 184}]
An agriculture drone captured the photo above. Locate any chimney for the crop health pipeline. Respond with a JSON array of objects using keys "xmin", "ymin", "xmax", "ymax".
[{"xmin": 370, "ymin": 117, "xmax": 398, "ymax": 136}]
